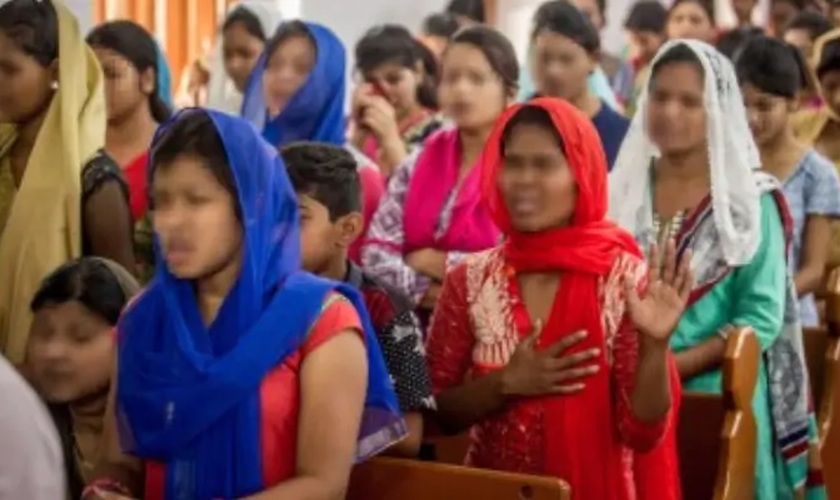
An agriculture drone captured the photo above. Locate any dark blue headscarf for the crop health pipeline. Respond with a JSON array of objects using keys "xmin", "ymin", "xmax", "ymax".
[
  {"xmin": 116, "ymin": 109, "xmax": 404, "ymax": 499},
  {"xmin": 241, "ymin": 21, "xmax": 346, "ymax": 147}
]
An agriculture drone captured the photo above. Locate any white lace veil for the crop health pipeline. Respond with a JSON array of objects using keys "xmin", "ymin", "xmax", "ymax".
[
  {"xmin": 608, "ymin": 40, "xmax": 762, "ymax": 267},
  {"xmin": 206, "ymin": 1, "xmax": 282, "ymax": 114}
]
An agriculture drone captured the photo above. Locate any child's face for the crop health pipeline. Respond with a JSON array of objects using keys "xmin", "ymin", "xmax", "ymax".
[
  {"xmin": 26, "ymin": 301, "xmax": 113, "ymax": 403},
  {"xmin": 298, "ymin": 194, "xmax": 346, "ymax": 275},
  {"xmin": 152, "ymin": 155, "xmax": 243, "ymax": 280}
]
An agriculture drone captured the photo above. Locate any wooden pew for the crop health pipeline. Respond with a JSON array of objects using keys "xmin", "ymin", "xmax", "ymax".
[
  {"xmin": 820, "ymin": 269, "xmax": 840, "ymax": 497},
  {"xmin": 346, "ymin": 457, "xmax": 570, "ymax": 500},
  {"xmin": 678, "ymin": 327, "xmax": 759, "ymax": 500}
]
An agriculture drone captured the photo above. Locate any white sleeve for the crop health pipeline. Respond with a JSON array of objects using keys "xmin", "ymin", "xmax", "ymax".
[{"xmin": 0, "ymin": 359, "xmax": 66, "ymax": 500}]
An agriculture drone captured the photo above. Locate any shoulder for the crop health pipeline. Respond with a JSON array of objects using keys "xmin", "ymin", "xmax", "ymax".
[
  {"xmin": 799, "ymin": 149, "xmax": 839, "ymax": 182},
  {"xmin": 303, "ymin": 293, "xmax": 363, "ymax": 356},
  {"xmin": 81, "ymin": 150, "xmax": 127, "ymax": 199}
]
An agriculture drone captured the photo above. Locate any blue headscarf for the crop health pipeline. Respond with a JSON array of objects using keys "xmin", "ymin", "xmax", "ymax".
[
  {"xmin": 154, "ymin": 41, "xmax": 173, "ymax": 107},
  {"xmin": 116, "ymin": 109, "xmax": 405, "ymax": 499},
  {"xmin": 241, "ymin": 21, "xmax": 346, "ymax": 146}
]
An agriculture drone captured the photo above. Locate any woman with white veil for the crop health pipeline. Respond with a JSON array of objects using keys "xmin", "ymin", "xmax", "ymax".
[
  {"xmin": 206, "ymin": 0, "xmax": 281, "ymax": 114},
  {"xmin": 609, "ymin": 40, "xmax": 825, "ymax": 498}
]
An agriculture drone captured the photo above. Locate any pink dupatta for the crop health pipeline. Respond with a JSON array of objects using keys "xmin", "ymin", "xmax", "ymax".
[{"xmin": 403, "ymin": 128, "xmax": 499, "ymax": 253}]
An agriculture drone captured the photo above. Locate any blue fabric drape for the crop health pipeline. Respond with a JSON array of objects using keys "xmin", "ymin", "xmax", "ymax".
[
  {"xmin": 241, "ymin": 22, "xmax": 346, "ymax": 146},
  {"xmin": 116, "ymin": 109, "xmax": 404, "ymax": 500},
  {"xmin": 154, "ymin": 41, "xmax": 173, "ymax": 107}
]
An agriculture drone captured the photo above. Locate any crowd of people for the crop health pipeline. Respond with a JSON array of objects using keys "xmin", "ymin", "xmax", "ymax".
[{"xmin": 0, "ymin": 0, "xmax": 839, "ymax": 498}]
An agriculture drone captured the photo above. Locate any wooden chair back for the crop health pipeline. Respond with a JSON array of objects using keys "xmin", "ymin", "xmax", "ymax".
[
  {"xmin": 346, "ymin": 457, "xmax": 571, "ymax": 500},
  {"xmin": 677, "ymin": 327, "xmax": 759, "ymax": 500},
  {"xmin": 821, "ymin": 269, "xmax": 840, "ymax": 497}
]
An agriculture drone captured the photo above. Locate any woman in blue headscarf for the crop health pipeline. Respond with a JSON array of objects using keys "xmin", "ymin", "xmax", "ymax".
[
  {"xmin": 84, "ymin": 109, "xmax": 405, "ymax": 500},
  {"xmin": 241, "ymin": 20, "xmax": 345, "ymax": 146},
  {"xmin": 241, "ymin": 20, "xmax": 389, "ymax": 264},
  {"xmin": 88, "ymin": 20, "xmax": 173, "ymax": 281}
]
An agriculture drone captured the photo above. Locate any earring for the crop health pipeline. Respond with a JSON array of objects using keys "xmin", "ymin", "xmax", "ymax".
[{"xmin": 50, "ymin": 81, "xmax": 59, "ymax": 90}]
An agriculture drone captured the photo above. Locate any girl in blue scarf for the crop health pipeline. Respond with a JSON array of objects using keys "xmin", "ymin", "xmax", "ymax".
[
  {"xmin": 85, "ymin": 109, "xmax": 404, "ymax": 500},
  {"xmin": 241, "ymin": 20, "xmax": 346, "ymax": 147}
]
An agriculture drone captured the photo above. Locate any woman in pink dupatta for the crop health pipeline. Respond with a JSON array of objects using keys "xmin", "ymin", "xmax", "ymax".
[{"xmin": 361, "ymin": 26, "xmax": 518, "ymax": 312}]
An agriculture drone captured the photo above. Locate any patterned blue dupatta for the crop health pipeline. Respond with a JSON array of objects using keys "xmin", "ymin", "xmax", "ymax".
[
  {"xmin": 241, "ymin": 21, "xmax": 346, "ymax": 147},
  {"xmin": 116, "ymin": 109, "xmax": 404, "ymax": 499}
]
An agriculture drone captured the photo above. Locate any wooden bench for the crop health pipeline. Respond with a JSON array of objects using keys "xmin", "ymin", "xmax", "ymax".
[
  {"xmin": 678, "ymin": 327, "xmax": 759, "ymax": 500},
  {"xmin": 346, "ymin": 457, "xmax": 570, "ymax": 500},
  {"xmin": 818, "ymin": 269, "xmax": 840, "ymax": 497}
]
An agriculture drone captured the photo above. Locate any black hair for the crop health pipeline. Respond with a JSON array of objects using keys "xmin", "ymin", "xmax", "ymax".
[
  {"xmin": 446, "ymin": 0, "xmax": 486, "ymax": 23},
  {"xmin": 265, "ymin": 20, "xmax": 314, "ymax": 64},
  {"xmin": 783, "ymin": 11, "xmax": 834, "ymax": 40},
  {"xmin": 223, "ymin": 5, "xmax": 269, "ymax": 40},
  {"xmin": 625, "ymin": 1, "xmax": 669, "ymax": 33},
  {"xmin": 87, "ymin": 20, "xmax": 173, "ymax": 123},
  {"xmin": 30, "ymin": 257, "xmax": 136, "ymax": 325},
  {"xmin": 151, "ymin": 111, "xmax": 240, "ymax": 218},
  {"xmin": 422, "ymin": 13, "xmax": 461, "ymax": 38},
  {"xmin": 669, "ymin": 0, "xmax": 715, "ymax": 24},
  {"xmin": 649, "ymin": 42, "xmax": 703, "ymax": 82},
  {"xmin": 355, "ymin": 24, "xmax": 439, "ymax": 109},
  {"xmin": 717, "ymin": 26, "xmax": 764, "ymax": 59},
  {"xmin": 734, "ymin": 35, "xmax": 803, "ymax": 98},
  {"xmin": 0, "ymin": 0, "xmax": 59, "ymax": 67},
  {"xmin": 447, "ymin": 26, "xmax": 520, "ymax": 95},
  {"xmin": 281, "ymin": 142, "xmax": 361, "ymax": 220},
  {"xmin": 532, "ymin": 0, "xmax": 601, "ymax": 54},
  {"xmin": 817, "ymin": 37, "xmax": 840, "ymax": 78},
  {"xmin": 501, "ymin": 105, "xmax": 565, "ymax": 153}
]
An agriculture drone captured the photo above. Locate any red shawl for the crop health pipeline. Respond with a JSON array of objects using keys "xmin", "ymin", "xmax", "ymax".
[{"xmin": 481, "ymin": 97, "xmax": 680, "ymax": 499}]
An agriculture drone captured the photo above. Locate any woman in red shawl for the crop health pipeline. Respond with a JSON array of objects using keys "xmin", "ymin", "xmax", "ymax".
[{"xmin": 425, "ymin": 98, "xmax": 685, "ymax": 498}]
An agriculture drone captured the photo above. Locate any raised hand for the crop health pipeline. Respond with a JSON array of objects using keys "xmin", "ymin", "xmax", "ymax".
[
  {"xmin": 501, "ymin": 320, "xmax": 600, "ymax": 397},
  {"xmin": 625, "ymin": 240, "xmax": 693, "ymax": 342}
]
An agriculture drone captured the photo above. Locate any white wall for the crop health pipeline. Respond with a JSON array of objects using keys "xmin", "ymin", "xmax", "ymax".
[{"xmin": 65, "ymin": 0, "xmax": 93, "ymax": 33}]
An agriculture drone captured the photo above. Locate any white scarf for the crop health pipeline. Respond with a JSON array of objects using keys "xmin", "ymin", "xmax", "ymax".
[
  {"xmin": 206, "ymin": 0, "xmax": 282, "ymax": 115},
  {"xmin": 608, "ymin": 39, "xmax": 762, "ymax": 267}
]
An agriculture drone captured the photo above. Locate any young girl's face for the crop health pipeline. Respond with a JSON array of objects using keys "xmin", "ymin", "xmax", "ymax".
[
  {"xmin": 666, "ymin": 2, "xmax": 715, "ymax": 42},
  {"xmin": 531, "ymin": 30, "xmax": 596, "ymax": 101},
  {"xmin": 152, "ymin": 155, "xmax": 243, "ymax": 280},
  {"xmin": 820, "ymin": 68, "xmax": 840, "ymax": 116},
  {"xmin": 498, "ymin": 119, "xmax": 578, "ymax": 233},
  {"xmin": 263, "ymin": 34, "xmax": 316, "ymax": 116},
  {"xmin": 646, "ymin": 61, "xmax": 708, "ymax": 156},
  {"xmin": 0, "ymin": 29, "xmax": 55, "ymax": 125},
  {"xmin": 439, "ymin": 43, "xmax": 508, "ymax": 131},
  {"xmin": 741, "ymin": 82, "xmax": 795, "ymax": 147},
  {"xmin": 93, "ymin": 47, "xmax": 154, "ymax": 124},
  {"xmin": 360, "ymin": 61, "xmax": 422, "ymax": 117},
  {"xmin": 27, "ymin": 301, "xmax": 113, "ymax": 403},
  {"xmin": 222, "ymin": 21, "xmax": 266, "ymax": 93}
]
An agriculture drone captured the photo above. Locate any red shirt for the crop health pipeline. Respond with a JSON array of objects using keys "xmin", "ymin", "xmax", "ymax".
[{"xmin": 142, "ymin": 298, "xmax": 361, "ymax": 499}]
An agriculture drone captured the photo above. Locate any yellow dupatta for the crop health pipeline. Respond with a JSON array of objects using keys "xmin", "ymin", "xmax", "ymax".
[
  {"xmin": 791, "ymin": 29, "xmax": 840, "ymax": 146},
  {"xmin": 0, "ymin": 1, "xmax": 106, "ymax": 364}
]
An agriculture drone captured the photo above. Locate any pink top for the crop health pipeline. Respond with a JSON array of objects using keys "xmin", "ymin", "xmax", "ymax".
[{"xmin": 350, "ymin": 165, "xmax": 385, "ymax": 264}]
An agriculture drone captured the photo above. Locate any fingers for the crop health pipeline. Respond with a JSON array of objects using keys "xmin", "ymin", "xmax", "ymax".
[
  {"xmin": 676, "ymin": 249, "xmax": 694, "ymax": 300},
  {"xmin": 648, "ymin": 243, "xmax": 660, "ymax": 284},
  {"xmin": 548, "ymin": 347, "xmax": 601, "ymax": 369},
  {"xmin": 521, "ymin": 319, "xmax": 543, "ymax": 349},
  {"xmin": 544, "ymin": 329, "xmax": 586, "ymax": 356},
  {"xmin": 550, "ymin": 382, "xmax": 586, "ymax": 394},
  {"xmin": 624, "ymin": 274, "xmax": 641, "ymax": 310},
  {"xmin": 662, "ymin": 238, "xmax": 677, "ymax": 285}
]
